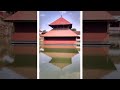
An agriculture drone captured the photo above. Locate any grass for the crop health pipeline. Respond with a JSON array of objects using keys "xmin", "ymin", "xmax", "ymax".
[
  {"xmin": 50, "ymin": 57, "xmax": 72, "ymax": 63},
  {"xmin": 44, "ymin": 48, "xmax": 78, "ymax": 53},
  {"xmin": 83, "ymin": 55, "xmax": 116, "ymax": 70}
]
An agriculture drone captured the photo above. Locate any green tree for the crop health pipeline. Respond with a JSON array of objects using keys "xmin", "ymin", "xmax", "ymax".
[
  {"xmin": 71, "ymin": 28, "xmax": 76, "ymax": 31},
  {"xmin": 42, "ymin": 30, "xmax": 47, "ymax": 33}
]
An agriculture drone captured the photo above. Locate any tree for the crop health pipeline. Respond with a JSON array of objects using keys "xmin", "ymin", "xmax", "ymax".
[
  {"xmin": 71, "ymin": 28, "xmax": 76, "ymax": 31},
  {"xmin": 42, "ymin": 30, "xmax": 47, "ymax": 34}
]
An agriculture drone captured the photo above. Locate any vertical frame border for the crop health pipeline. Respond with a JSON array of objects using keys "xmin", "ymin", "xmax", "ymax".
[
  {"xmin": 80, "ymin": 11, "xmax": 83, "ymax": 79},
  {"xmin": 37, "ymin": 11, "xmax": 40, "ymax": 79},
  {"xmin": 37, "ymin": 11, "xmax": 83, "ymax": 79}
]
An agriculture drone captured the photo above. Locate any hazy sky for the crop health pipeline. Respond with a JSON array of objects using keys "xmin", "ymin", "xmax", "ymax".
[{"xmin": 39, "ymin": 11, "xmax": 80, "ymax": 31}]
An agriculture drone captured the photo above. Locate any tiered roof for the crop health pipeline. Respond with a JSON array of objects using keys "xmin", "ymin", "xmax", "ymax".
[
  {"xmin": 42, "ymin": 16, "xmax": 77, "ymax": 37},
  {"xmin": 41, "ymin": 29, "xmax": 77, "ymax": 37}
]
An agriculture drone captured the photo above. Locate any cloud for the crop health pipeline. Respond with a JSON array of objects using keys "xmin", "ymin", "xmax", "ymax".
[
  {"xmin": 59, "ymin": 11, "xmax": 67, "ymax": 15},
  {"xmin": 40, "ymin": 14, "xmax": 45, "ymax": 17}
]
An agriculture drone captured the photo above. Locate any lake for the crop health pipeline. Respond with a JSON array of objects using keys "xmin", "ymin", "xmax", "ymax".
[
  {"xmin": 83, "ymin": 45, "xmax": 120, "ymax": 79},
  {"xmin": 40, "ymin": 45, "xmax": 80, "ymax": 79},
  {"xmin": 0, "ymin": 37, "xmax": 37, "ymax": 79}
]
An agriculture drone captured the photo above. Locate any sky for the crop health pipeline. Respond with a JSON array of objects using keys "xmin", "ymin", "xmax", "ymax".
[{"xmin": 39, "ymin": 11, "xmax": 80, "ymax": 31}]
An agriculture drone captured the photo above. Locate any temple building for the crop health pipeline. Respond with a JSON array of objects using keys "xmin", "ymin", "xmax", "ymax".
[
  {"xmin": 83, "ymin": 11, "xmax": 114, "ymax": 44},
  {"xmin": 41, "ymin": 16, "xmax": 78, "ymax": 45},
  {"xmin": 5, "ymin": 11, "xmax": 37, "ymax": 43}
]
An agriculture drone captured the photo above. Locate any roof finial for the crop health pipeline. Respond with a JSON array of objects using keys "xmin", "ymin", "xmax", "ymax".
[{"xmin": 59, "ymin": 11, "xmax": 63, "ymax": 18}]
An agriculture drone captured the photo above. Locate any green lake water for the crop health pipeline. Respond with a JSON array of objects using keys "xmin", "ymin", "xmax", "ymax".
[
  {"xmin": 0, "ymin": 37, "xmax": 37, "ymax": 79},
  {"xmin": 84, "ymin": 45, "xmax": 120, "ymax": 79},
  {"xmin": 40, "ymin": 45, "xmax": 80, "ymax": 79}
]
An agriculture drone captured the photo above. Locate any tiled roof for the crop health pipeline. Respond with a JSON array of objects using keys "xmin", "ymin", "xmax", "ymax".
[
  {"xmin": 5, "ymin": 11, "xmax": 37, "ymax": 21},
  {"xmin": 49, "ymin": 16, "xmax": 72, "ymax": 25},
  {"xmin": 83, "ymin": 11, "xmax": 114, "ymax": 20},
  {"xmin": 74, "ymin": 31, "xmax": 80, "ymax": 35},
  {"xmin": 41, "ymin": 29, "xmax": 78, "ymax": 37},
  {"xmin": 108, "ymin": 11, "xmax": 120, "ymax": 16}
]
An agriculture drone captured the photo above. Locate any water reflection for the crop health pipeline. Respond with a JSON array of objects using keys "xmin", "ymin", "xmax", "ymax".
[
  {"xmin": 84, "ymin": 45, "xmax": 120, "ymax": 79},
  {"xmin": 102, "ymin": 48, "xmax": 120, "ymax": 79},
  {"xmin": 0, "ymin": 37, "xmax": 37, "ymax": 79},
  {"xmin": 40, "ymin": 45, "xmax": 80, "ymax": 79}
]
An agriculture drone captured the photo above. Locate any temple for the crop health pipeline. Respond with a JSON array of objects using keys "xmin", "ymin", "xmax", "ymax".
[
  {"xmin": 41, "ymin": 16, "xmax": 78, "ymax": 45},
  {"xmin": 5, "ymin": 11, "xmax": 37, "ymax": 43},
  {"xmin": 83, "ymin": 11, "xmax": 114, "ymax": 44}
]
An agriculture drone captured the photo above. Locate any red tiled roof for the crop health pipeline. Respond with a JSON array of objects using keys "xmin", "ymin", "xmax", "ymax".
[
  {"xmin": 49, "ymin": 16, "xmax": 72, "ymax": 25},
  {"xmin": 83, "ymin": 33, "xmax": 109, "ymax": 41},
  {"xmin": 74, "ymin": 31, "xmax": 80, "ymax": 35},
  {"xmin": 83, "ymin": 11, "xmax": 114, "ymax": 20},
  {"xmin": 5, "ymin": 11, "xmax": 37, "ymax": 21},
  {"xmin": 108, "ymin": 11, "xmax": 120, "ymax": 16},
  {"xmin": 41, "ymin": 29, "xmax": 78, "ymax": 37}
]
